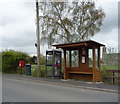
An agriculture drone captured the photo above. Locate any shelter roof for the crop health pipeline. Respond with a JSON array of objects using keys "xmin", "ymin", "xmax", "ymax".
[{"xmin": 52, "ymin": 40, "xmax": 105, "ymax": 49}]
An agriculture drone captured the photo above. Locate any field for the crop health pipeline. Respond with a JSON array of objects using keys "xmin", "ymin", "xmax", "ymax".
[
  {"xmin": 101, "ymin": 65, "xmax": 120, "ymax": 70},
  {"xmin": 100, "ymin": 64, "xmax": 120, "ymax": 84},
  {"xmin": 101, "ymin": 64, "xmax": 120, "ymax": 76}
]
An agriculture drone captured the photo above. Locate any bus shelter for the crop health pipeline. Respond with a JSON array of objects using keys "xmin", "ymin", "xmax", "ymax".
[{"xmin": 53, "ymin": 40, "xmax": 105, "ymax": 82}]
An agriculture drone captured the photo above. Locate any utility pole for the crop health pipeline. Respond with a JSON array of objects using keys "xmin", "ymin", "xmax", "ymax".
[{"xmin": 36, "ymin": 0, "xmax": 41, "ymax": 77}]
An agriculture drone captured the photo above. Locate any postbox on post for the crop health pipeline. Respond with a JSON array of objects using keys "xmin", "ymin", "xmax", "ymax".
[
  {"xmin": 46, "ymin": 50, "xmax": 62, "ymax": 78},
  {"xmin": 19, "ymin": 60, "xmax": 25, "ymax": 67},
  {"xmin": 19, "ymin": 60, "xmax": 25, "ymax": 74}
]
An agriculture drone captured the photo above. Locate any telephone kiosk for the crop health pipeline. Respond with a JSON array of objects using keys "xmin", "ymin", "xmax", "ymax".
[{"xmin": 46, "ymin": 50, "xmax": 62, "ymax": 78}]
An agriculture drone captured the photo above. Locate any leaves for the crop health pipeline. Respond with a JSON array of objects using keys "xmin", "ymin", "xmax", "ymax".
[
  {"xmin": 39, "ymin": 1, "xmax": 105, "ymax": 45},
  {"xmin": 61, "ymin": 18, "xmax": 73, "ymax": 27}
]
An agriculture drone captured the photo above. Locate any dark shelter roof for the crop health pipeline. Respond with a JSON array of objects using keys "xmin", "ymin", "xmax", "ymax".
[{"xmin": 52, "ymin": 40, "xmax": 105, "ymax": 49}]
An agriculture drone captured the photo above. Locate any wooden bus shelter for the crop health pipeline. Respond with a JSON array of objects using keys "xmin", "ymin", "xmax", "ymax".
[{"xmin": 53, "ymin": 40, "xmax": 105, "ymax": 83}]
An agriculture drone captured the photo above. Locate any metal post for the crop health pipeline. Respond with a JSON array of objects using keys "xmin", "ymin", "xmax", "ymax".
[
  {"xmin": 21, "ymin": 67, "xmax": 22, "ymax": 75},
  {"xmin": 45, "ymin": 51, "xmax": 47, "ymax": 78},
  {"xmin": 52, "ymin": 51, "xmax": 54, "ymax": 79},
  {"xmin": 36, "ymin": 0, "xmax": 41, "ymax": 77}
]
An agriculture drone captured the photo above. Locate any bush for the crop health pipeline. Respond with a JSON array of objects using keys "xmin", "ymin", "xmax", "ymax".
[
  {"xmin": 2, "ymin": 49, "xmax": 30, "ymax": 74},
  {"xmin": 17, "ymin": 67, "xmax": 26, "ymax": 75}
]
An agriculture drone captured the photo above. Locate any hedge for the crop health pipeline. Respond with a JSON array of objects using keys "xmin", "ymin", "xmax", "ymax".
[{"xmin": 2, "ymin": 49, "xmax": 30, "ymax": 73}]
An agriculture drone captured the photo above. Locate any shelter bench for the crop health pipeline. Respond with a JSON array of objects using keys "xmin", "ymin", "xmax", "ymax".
[
  {"xmin": 69, "ymin": 71, "xmax": 93, "ymax": 74},
  {"xmin": 68, "ymin": 71, "xmax": 93, "ymax": 81}
]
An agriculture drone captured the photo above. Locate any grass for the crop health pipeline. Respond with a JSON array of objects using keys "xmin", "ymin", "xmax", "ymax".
[
  {"xmin": 101, "ymin": 65, "xmax": 120, "ymax": 76},
  {"xmin": 31, "ymin": 65, "xmax": 46, "ymax": 77},
  {"xmin": 101, "ymin": 64, "xmax": 120, "ymax": 84},
  {"xmin": 101, "ymin": 65, "xmax": 120, "ymax": 70}
]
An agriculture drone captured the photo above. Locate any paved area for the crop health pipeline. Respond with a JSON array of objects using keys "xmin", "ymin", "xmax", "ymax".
[
  {"xmin": 2, "ymin": 74, "xmax": 118, "ymax": 93},
  {"xmin": 2, "ymin": 77, "xmax": 118, "ymax": 102}
]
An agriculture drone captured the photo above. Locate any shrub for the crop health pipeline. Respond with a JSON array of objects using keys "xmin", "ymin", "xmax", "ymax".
[
  {"xmin": 17, "ymin": 67, "xmax": 25, "ymax": 75},
  {"xmin": 2, "ymin": 49, "xmax": 30, "ymax": 74}
]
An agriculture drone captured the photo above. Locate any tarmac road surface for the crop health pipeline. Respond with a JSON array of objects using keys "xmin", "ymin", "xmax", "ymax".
[{"xmin": 2, "ymin": 77, "xmax": 118, "ymax": 102}]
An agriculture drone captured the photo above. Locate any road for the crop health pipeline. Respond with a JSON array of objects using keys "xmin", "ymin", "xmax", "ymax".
[{"xmin": 2, "ymin": 77, "xmax": 118, "ymax": 102}]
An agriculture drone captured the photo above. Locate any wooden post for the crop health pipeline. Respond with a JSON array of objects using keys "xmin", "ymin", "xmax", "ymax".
[
  {"xmin": 63, "ymin": 49, "xmax": 67, "ymax": 80},
  {"xmin": 78, "ymin": 49, "xmax": 81, "ymax": 69},
  {"xmin": 98, "ymin": 47, "xmax": 101, "ymax": 81},
  {"xmin": 93, "ymin": 48, "xmax": 96, "ymax": 83},
  {"xmin": 112, "ymin": 72, "xmax": 115, "ymax": 84},
  {"xmin": 36, "ymin": 0, "xmax": 41, "ymax": 77},
  {"xmin": 70, "ymin": 50, "xmax": 72, "ymax": 69}
]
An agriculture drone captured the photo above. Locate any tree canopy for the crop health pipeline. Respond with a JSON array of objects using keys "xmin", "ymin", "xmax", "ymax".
[{"xmin": 39, "ymin": 1, "xmax": 105, "ymax": 46}]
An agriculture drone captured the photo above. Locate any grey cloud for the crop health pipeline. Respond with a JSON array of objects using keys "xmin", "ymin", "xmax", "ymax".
[
  {"xmin": 118, "ymin": 1, "xmax": 120, "ymax": 52},
  {"xmin": 100, "ymin": 16, "xmax": 118, "ymax": 33},
  {"xmin": 97, "ymin": 2, "xmax": 118, "ymax": 33},
  {"xmin": 2, "ymin": 29, "xmax": 36, "ymax": 47},
  {"xmin": 0, "ymin": 2, "xmax": 35, "ymax": 26},
  {"xmin": 1, "ymin": 1, "xmax": 36, "ymax": 49}
]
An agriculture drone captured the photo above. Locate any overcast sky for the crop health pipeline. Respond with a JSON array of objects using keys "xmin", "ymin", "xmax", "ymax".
[{"xmin": 0, "ymin": 0, "xmax": 119, "ymax": 56}]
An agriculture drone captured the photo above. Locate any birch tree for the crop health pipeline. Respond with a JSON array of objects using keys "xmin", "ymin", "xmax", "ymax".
[{"xmin": 39, "ymin": 1, "xmax": 105, "ymax": 45}]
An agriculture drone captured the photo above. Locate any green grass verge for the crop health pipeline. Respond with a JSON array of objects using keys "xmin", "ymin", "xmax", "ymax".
[{"xmin": 31, "ymin": 65, "xmax": 46, "ymax": 77}]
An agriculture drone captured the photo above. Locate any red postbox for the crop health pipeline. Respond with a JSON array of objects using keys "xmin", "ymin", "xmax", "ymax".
[{"xmin": 19, "ymin": 60, "xmax": 25, "ymax": 67}]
